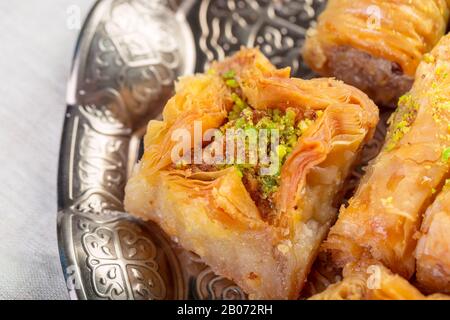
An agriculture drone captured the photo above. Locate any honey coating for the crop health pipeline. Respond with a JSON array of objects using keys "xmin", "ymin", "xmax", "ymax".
[{"xmin": 124, "ymin": 48, "xmax": 378, "ymax": 299}]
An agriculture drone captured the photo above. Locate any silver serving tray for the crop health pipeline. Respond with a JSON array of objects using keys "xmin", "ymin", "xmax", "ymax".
[{"xmin": 57, "ymin": 0, "xmax": 386, "ymax": 300}]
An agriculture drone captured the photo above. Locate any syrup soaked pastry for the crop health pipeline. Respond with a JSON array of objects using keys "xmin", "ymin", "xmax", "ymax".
[
  {"xmin": 303, "ymin": 0, "xmax": 450, "ymax": 107},
  {"xmin": 309, "ymin": 260, "xmax": 450, "ymax": 300},
  {"xmin": 324, "ymin": 35, "xmax": 450, "ymax": 279},
  {"xmin": 416, "ymin": 180, "xmax": 450, "ymax": 294},
  {"xmin": 124, "ymin": 48, "xmax": 378, "ymax": 299}
]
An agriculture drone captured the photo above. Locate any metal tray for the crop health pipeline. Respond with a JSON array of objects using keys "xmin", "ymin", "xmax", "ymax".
[{"xmin": 57, "ymin": 0, "xmax": 385, "ymax": 300}]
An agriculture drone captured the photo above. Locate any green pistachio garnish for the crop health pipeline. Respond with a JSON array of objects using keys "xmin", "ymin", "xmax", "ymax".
[
  {"xmin": 222, "ymin": 70, "xmax": 236, "ymax": 79},
  {"xmin": 385, "ymin": 93, "xmax": 418, "ymax": 151},
  {"xmin": 442, "ymin": 147, "xmax": 450, "ymax": 162},
  {"xmin": 225, "ymin": 79, "xmax": 239, "ymax": 88},
  {"xmin": 220, "ymin": 104, "xmax": 318, "ymax": 198}
]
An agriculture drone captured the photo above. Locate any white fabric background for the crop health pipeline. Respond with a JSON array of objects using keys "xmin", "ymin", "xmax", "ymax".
[{"xmin": 0, "ymin": 0, "xmax": 94, "ymax": 299}]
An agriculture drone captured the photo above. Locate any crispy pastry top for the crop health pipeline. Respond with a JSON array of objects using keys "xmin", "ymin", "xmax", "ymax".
[{"xmin": 303, "ymin": 0, "xmax": 450, "ymax": 77}]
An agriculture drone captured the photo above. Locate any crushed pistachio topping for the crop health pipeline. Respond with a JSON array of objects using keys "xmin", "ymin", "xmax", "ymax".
[
  {"xmin": 210, "ymin": 69, "xmax": 324, "ymax": 204},
  {"xmin": 222, "ymin": 70, "xmax": 236, "ymax": 79},
  {"xmin": 445, "ymin": 179, "xmax": 450, "ymax": 189},
  {"xmin": 427, "ymin": 59, "xmax": 450, "ymax": 127},
  {"xmin": 222, "ymin": 70, "xmax": 239, "ymax": 88},
  {"xmin": 225, "ymin": 79, "xmax": 239, "ymax": 88},
  {"xmin": 217, "ymin": 70, "xmax": 322, "ymax": 199},
  {"xmin": 221, "ymin": 102, "xmax": 318, "ymax": 198},
  {"xmin": 227, "ymin": 93, "xmax": 248, "ymax": 121},
  {"xmin": 435, "ymin": 66, "xmax": 448, "ymax": 80},
  {"xmin": 442, "ymin": 147, "xmax": 450, "ymax": 163},
  {"xmin": 423, "ymin": 53, "xmax": 435, "ymax": 64},
  {"xmin": 385, "ymin": 93, "xmax": 419, "ymax": 151},
  {"xmin": 431, "ymin": 92, "xmax": 450, "ymax": 123}
]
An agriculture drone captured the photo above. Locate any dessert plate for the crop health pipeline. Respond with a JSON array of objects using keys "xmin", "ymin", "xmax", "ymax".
[{"xmin": 57, "ymin": 0, "xmax": 385, "ymax": 300}]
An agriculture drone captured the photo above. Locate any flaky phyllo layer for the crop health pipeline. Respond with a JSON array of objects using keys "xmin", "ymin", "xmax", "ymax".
[
  {"xmin": 416, "ymin": 181, "xmax": 450, "ymax": 294},
  {"xmin": 124, "ymin": 48, "xmax": 378, "ymax": 299},
  {"xmin": 303, "ymin": 0, "xmax": 450, "ymax": 78},
  {"xmin": 324, "ymin": 35, "xmax": 450, "ymax": 280},
  {"xmin": 309, "ymin": 260, "xmax": 450, "ymax": 300}
]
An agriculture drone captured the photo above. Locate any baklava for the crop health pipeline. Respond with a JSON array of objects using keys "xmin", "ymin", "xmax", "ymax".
[
  {"xmin": 303, "ymin": 0, "xmax": 450, "ymax": 107},
  {"xmin": 124, "ymin": 48, "xmax": 378, "ymax": 299}
]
